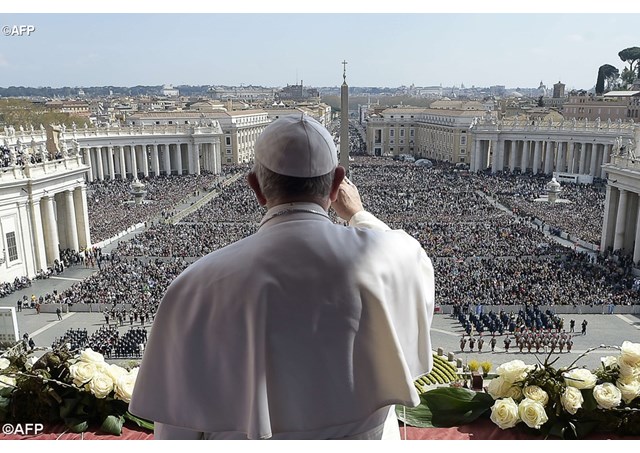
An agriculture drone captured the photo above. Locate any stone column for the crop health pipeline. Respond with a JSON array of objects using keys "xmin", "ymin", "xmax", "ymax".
[
  {"xmin": 532, "ymin": 140, "xmax": 541, "ymax": 174},
  {"xmin": 544, "ymin": 141, "xmax": 555, "ymax": 174},
  {"xmin": 30, "ymin": 198, "xmax": 47, "ymax": 271},
  {"xmin": 555, "ymin": 142, "xmax": 563, "ymax": 172},
  {"xmin": 566, "ymin": 142, "xmax": 574, "ymax": 173},
  {"xmin": 141, "ymin": 145, "xmax": 149, "ymax": 177},
  {"xmin": 64, "ymin": 190, "xmax": 79, "ymax": 251},
  {"xmin": 108, "ymin": 146, "xmax": 115, "ymax": 180},
  {"xmin": 83, "ymin": 148, "xmax": 94, "ymax": 182},
  {"xmin": 119, "ymin": 146, "xmax": 127, "ymax": 179},
  {"xmin": 471, "ymin": 138, "xmax": 479, "ymax": 172},
  {"xmin": 194, "ymin": 143, "xmax": 201, "ymax": 175},
  {"xmin": 614, "ymin": 189, "xmax": 628, "ymax": 251},
  {"xmin": 41, "ymin": 195, "xmax": 60, "ymax": 264},
  {"xmin": 601, "ymin": 185, "xmax": 618, "ymax": 252},
  {"xmin": 509, "ymin": 140, "xmax": 517, "ymax": 172},
  {"xmin": 589, "ymin": 143, "xmax": 598, "ymax": 177},
  {"xmin": 130, "ymin": 145, "xmax": 138, "ymax": 179},
  {"xmin": 520, "ymin": 140, "xmax": 529, "ymax": 172},
  {"xmin": 186, "ymin": 143, "xmax": 194, "ymax": 175},
  {"xmin": 176, "ymin": 143, "xmax": 183, "ymax": 175},
  {"xmin": 633, "ymin": 194, "xmax": 640, "ymax": 264},
  {"xmin": 578, "ymin": 142, "xmax": 587, "ymax": 174},
  {"xmin": 601, "ymin": 144, "xmax": 612, "ymax": 179},
  {"xmin": 164, "ymin": 144, "xmax": 172, "ymax": 175},
  {"xmin": 95, "ymin": 147, "xmax": 105, "ymax": 180},
  {"xmin": 151, "ymin": 144, "xmax": 160, "ymax": 176},
  {"xmin": 73, "ymin": 186, "xmax": 91, "ymax": 249},
  {"xmin": 497, "ymin": 139, "xmax": 506, "ymax": 173}
]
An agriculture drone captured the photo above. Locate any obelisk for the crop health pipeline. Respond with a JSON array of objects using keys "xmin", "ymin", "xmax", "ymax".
[{"xmin": 340, "ymin": 60, "xmax": 349, "ymax": 175}]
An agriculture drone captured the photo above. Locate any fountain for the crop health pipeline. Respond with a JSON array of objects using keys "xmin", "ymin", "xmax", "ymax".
[{"xmin": 130, "ymin": 179, "xmax": 147, "ymax": 205}]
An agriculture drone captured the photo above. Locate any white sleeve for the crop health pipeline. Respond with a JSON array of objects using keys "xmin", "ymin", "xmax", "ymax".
[{"xmin": 348, "ymin": 210, "xmax": 392, "ymax": 231}]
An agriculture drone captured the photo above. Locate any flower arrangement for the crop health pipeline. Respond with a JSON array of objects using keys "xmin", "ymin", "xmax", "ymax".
[
  {"xmin": 0, "ymin": 347, "xmax": 153, "ymax": 436},
  {"xmin": 398, "ymin": 341, "xmax": 640, "ymax": 439}
]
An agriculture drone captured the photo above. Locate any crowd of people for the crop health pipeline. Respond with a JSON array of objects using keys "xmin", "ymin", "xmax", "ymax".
[
  {"xmin": 86, "ymin": 172, "xmax": 222, "ymax": 243},
  {"xmin": 101, "ymin": 157, "xmax": 639, "ymax": 310},
  {"xmin": 51, "ymin": 325, "xmax": 148, "ymax": 359},
  {"xmin": 12, "ymin": 155, "xmax": 638, "ymax": 365}
]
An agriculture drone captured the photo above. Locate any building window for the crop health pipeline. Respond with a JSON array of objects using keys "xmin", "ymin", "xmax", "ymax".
[
  {"xmin": 226, "ymin": 137, "xmax": 231, "ymax": 146},
  {"xmin": 390, "ymin": 129, "xmax": 395, "ymax": 137},
  {"xmin": 461, "ymin": 136, "xmax": 467, "ymax": 145},
  {"xmin": 460, "ymin": 148, "xmax": 466, "ymax": 154},
  {"xmin": 226, "ymin": 149, "xmax": 232, "ymax": 154},
  {"xmin": 400, "ymin": 129, "xmax": 405, "ymax": 137},
  {"xmin": 6, "ymin": 232, "xmax": 18, "ymax": 262},
  {"xmin": 155, "ymin": 121, "xmax": 160, "ymax": 125}
]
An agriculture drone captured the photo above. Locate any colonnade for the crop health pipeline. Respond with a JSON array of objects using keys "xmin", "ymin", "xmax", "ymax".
[
  {"xmin": 79, "ymin": 142, "xmax": 220, "ymax": 182},
  {"xmin": 471, "ymin": 137, "xmax": 614, "ymax": 178},
  {"xmin": 31, "ymin": 186, "xmax": 91, "ymax": 268}
]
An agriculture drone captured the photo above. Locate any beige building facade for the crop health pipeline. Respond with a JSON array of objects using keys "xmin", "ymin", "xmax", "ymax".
[{"xmin": 365, "ymin": 102, "xmax": 487, "ymax": 163}]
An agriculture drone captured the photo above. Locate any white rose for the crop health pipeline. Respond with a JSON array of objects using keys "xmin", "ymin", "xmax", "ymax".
[
  {"xmin": 128, "ymin": 367, "xmax": 139, "ymax": 379},
  {"xmin": 487, "ymin": 376, "xmax": 510, "ymax": 399},
  {"xmin": 617, "ymin": 356, "xmax": 640, "ymax": 379},
  {"xmin": 601, "ymin": 356, "xmax": 618, "ymax": 369},
  {"xmin": 593, "ymin": 382, "xmax": 622, "ymax": 410},
  {"xmin": 563, "ymin": 368, "xmax": 597, "ymax": 390},
  {"xmin": 69, "ymin": 361, "xmax": 97, "ymax": 387},
  {"xmin": 490, "ymin": 398, "xmax": 520, "ymax": 430},
  {"xmin": 24, "ymin": 356, "xmax": 38, "ymax": 371},
  {"xmin": 496, "ymin": 360, "xmax": 533, "ymax": 384},
  {"xmin": 0, "ymin": 358, "xmax": 9, "ymax": 371},
  {"xmin": 620, "ymin": 341, "xmax": 640, "ymax": 367},
  {"xmin": 523, "ymin": 385, "xmax": 549, "ymax": 406},
  {"xmin": 114, "ymin": 372, "xmax": 137, "ymax": 403},
  {"xmin": 104, "ymin": 364, "xmax": 128, "ymax": 382},
  {"xmin": 518, "ymin": 398, "xmax": 549, "ymax": 429},
  {"xmin": 79, "ymin": 348, "xmax": 106, "ymax": 365},
  {"xmin": 0, "ymin": 375, "xmax": 16, "ymax": 390},
  {"xmin": 504, "ymin": 383, "xmax": 524, "ymax": 401},
  {"xmin": 88, "ymin": 371, "xmax": 114, "ymax": 399},
  {"xmin": 561, "ymin": 386, "xmax": 584, "ymax": 415},
  {"xmin": 616, "ymin": 375, "xmax": 640, "ymax": 404}
]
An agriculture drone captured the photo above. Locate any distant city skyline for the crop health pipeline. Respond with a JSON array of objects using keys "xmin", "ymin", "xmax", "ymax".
[{"xmin": 1, "ymin": 12, "xmax": 639, "ymax": 92}]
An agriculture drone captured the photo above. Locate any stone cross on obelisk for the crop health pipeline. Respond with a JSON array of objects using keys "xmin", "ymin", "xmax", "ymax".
[{"xmin": 340, "ymin": 60, "xmax": 350, "ymax": 175}]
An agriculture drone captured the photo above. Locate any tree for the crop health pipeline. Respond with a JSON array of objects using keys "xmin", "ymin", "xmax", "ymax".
[
  {"xmin": 618, "ymin": 47, "xmax": 640, "ymax": 78},
  {"xmin": 596, "ymin": 64, "xmax": 620, "ymax": 94},
  {"xmin": 621, "ymin": 67, "xmax": 636, "ymax": 89},
  {"xmin": 596, "ymin": 67, "xmax": 605, "ymax": 95}
]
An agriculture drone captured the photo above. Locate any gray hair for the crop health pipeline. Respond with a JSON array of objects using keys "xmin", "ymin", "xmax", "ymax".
[{"xmin": 252, "ymin": 162, "xmax": 334, "ymax": 201}]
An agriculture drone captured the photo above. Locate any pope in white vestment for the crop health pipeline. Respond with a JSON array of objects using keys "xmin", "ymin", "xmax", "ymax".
[{"xmin": 128, "ymin": 114, "xmax": 435, "ymax": 440}]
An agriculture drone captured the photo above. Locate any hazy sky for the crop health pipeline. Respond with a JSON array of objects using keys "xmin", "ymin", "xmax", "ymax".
[{"xmin": 1, "ymin": 2, "xmax": 639, "ymax": 90}]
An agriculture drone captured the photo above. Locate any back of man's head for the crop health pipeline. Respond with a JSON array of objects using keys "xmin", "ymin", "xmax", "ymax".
[
  {"xmin": 255, "ymin": 114, "xmax": 337, "ymax": 178},
  {"xmin": 253, "ymin": 114, "xmax": 338, "ymax": 201}
]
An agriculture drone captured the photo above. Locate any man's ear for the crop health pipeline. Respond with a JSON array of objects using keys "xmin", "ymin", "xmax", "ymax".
[
  {"xmin": 247, "ymin": 172, "xmax": 267, "ymax": 206},
  {"xmin": 329, "ymin": 166, "xmax": 346, "ymax": 202}
]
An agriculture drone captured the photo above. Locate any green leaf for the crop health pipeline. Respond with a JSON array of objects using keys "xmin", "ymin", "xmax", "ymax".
[
  {"xmin": 65, "ymin": 418, "xmax": 89, "ymax": 433},
  {"xmin": 581, "ymin": 389, "xmax": 598, "ymax": 412},
  {"xmin": 101, "ymin": 414, "xmax": 125, "ymax": 436},
  {"xmin": 124, "ymin": 411, "xmax": 155, "ymax": 431},
  {"xmin": 397, "ymin": 387, "xmax": 494, "ymax": 428},
  {"xmin": 60, "ymin": 395, "xmax": 82, "ymax": 419},
  {"xmin": 0, "ymin": 395, "xmax": 9, "ymax": 422},
  {"xmin": 0, "ymin": 385, "xmax": 13, "ymax": 398}
]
